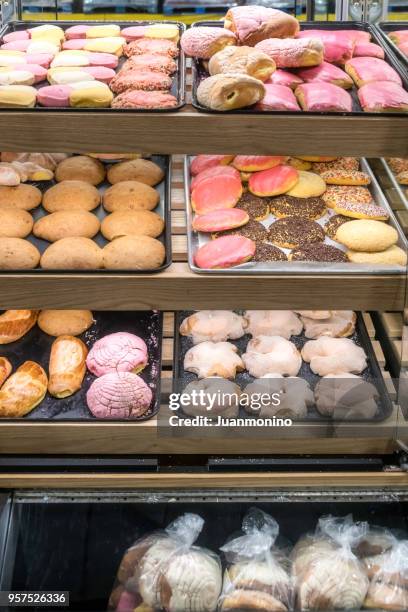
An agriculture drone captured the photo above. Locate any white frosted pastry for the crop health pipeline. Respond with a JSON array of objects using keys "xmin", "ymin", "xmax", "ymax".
[
  {"xmin": 244, "ymin": 374, "xmax": 312, "ymax": 418},
  {"xmin": 184, "ymin": 341, "xmax": 244, "ymax": 379},
  {"xmin": 314, "ymin": 373, "xmax": 378, "ymax": 419},
  {"xmin": 26, "ymin": 41, "xmax": 60, "ymax": 55},
  {"xmin": 180, "ymin": 310, "xmax": 245, "ymax": 344},
  {"xmin": 295, "ymin": 310, "xmax": 333, "ymax": 319},
  {"xmin": 243, "ymin": 310, "xmax": 303, "ymax": 339},
  {"xmin": 301, "ymin": 311, "xmax": 356, "ymax": 339},
  {"xmin": 181, "ymin": 377, "xmax": 240, "ymax": 418},
  {"xmin": 301, "ymin": 337, "xmax": 367, "ymax": 376},
  {"xmin": 242, "ymin": 336, "xmax": 301, "ymax": 377}
]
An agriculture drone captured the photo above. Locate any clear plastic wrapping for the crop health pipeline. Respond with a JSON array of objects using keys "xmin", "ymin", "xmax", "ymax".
[
  {"xmin": 364, "ymin": 540, "xmax": 408, "ymax": 610},
  {"xmin": 218, "ymin": 508, "xmax": 293, "ymax": 612},
  {"xmin": 109, "ymin": 513, "xmax": 222, "ymax": 612}
]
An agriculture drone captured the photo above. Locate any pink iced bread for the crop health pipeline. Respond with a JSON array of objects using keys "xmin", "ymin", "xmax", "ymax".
[
  {"xmin": 26, "ymin": 53, "xmax": 53, "ymax": 68},
  {"xmin": 399, "ymin": 41, "xmax": 408, "ymax": 57},
  {"xmin": 255, "ymin": 83, "xmax": 300, "ymax": 111},
  {"xmin": 295, "ymin": 82, "xmax": 353, "ymax": 112},
  {"xmin": 37, "ymin": 84, "xmax": 71, "ymax": 106},
  {"xmin": 86, "ymin": 371, "xmax": 153, "ymax": 419},
  {"xmin": 14, "ymin": 63, "xmax": 47, "ymax": 83},
  {"xmin": 87, "ymin": 52, "xmax": 118, "ymax": 69},
  {"xmin": 297, "ymin": 61, "xmax": 353, "ymax": 89},
  {"xmin": 82, "ymin": 65, "xmax": 115, "ymax": 83},
  {"xmin": 353, "ymin": 42, "xmax": 384, "ymax": 59},
  {"xmin": 297, "ymin": 29, "xmax": 370, "ymax": 44},
  {"xmin": 321, "ymin": 38, "xmax": 354, "ymax": 64},
  {"xmin": 121, "ymin": 26, "xmax": 148, "ymax": 42},
  {"xmin": 62, "ymin": 39, "xmax": 88, "ymax": 51},
  {"xmin": 267, "ymin": 69, "xmax": 303, "ymax": 89},
  {"xmin": 1, "ymin": 40, "xmax": 30, "ymax": 51},
  {"xmin": 358, "ymin": 81, "xmax": 408, "ymax": 112},
  {"xmin": 86, "ymin": 331, "xmax": 148, "ymax": 377},
  {"xmin": 2, "ymin": 30, "xmax": 30, "ymax": 44},
  {"xmin": 64, "ymin": 25, "xmax": 91, "ymax": 40},
  {"xmin": 345, "ymin": 56, "xmax": 402, "ymax": 87},
  {"xmin": 195, "ymin": 235, "xmax": 256, "ymax": 269}
]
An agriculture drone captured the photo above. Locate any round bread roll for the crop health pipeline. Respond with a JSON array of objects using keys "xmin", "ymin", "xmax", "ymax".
[
  {"xmin": 0, "ymin": 208, "xmax": 33, "ymax": 238},
  {"xmin": 101, "ymin": 210, "xmax": 164, "ymax": 240},
  {"xmin": 0, "ymin": 184, "xmax": 42, "ymax": 211},
  {"xmin": 41, "ymin": 237, "xmax": 103, "ymax": 269},
  {"xmin": 107, "ymin": 159, "xmax": 164, "ymax": 186},
  {"xmin": 103, "ymin": 181, "xmax": 159, "ymax": 212},
  {"xmin": 33, "ymin": 210, "xmax": 100, "ymax": 242},
  {"xmin": 0, "ymin": 237, "xmax": 40, "ymax": 269},
  {"xmin": 55, "ymin": 155, "xmax": 105, "ymax": 185},
  {"xmin": 103, "ymin": 235, "xmax": 165, "ymax": 270},
  {"xmin": 38, "ymin": 309, "xmax": 94, "ymax": 336},
  {"xmin": 43, "ymin": 180, "xmax": 101, "ymax": 213}
]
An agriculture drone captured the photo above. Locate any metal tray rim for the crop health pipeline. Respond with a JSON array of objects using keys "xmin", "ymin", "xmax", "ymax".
[
  {"xmin": 380, "ymin": 157, "xmax": 408, "ymax": 212},
  {"xmin": 375, "ymin": 22, "xmax": 408, "ymax": 70}
]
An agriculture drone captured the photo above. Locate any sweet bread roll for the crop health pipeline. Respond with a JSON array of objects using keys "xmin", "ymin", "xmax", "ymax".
[
  {"xmin": 69, "ymin": 81, "xmax": 113, "ymax": 108},
  {"xmin": 0, "ymin": 361, "xmax": 47, "ymax": 417},
  {"xmin": 220, "ymin": 589, "xmax": 287, "ymax": 611},
  {"xmin": 197, "ymin": 73, "xmax": 265, "ymax": 111},
  {"xmin": 101, "ymin": 210, "xmax": 164, "ymax": 240},
  {"xmin": 209, "ymin": 46, "xmax": 275, "ymax": 82},
  {"xmin": 0, "ymin": 237, "xmax": 40, "ymax": 269},
  {"xmin": 0, "ymin": 85, "xmax": 37, "ymax": 107},
  {"xmin": 345, "ymin": 57, "xmax": 402, "ymax": 88},
  {"xmin": 256, "ymin": 37, "xmax": 323, "ymax": 68},
  {"xmin": 48, "ymin": 335, "xmax": 88, "ymax": 398},
  {"xmin": 102, "ymin": 235, "xmax": 165, "ymax": 270},
  {"xmin": 55, "ymin": 155, "xmax": 105, "ymax": 185},
  {"xmin": 107, "ymin": 158, "xmax": 164, "ymax": 186},
  {"xmin": 0, "ymin": 357, "xmax": 12, "ymax": 386},
  {"xmin": 0, "ymin": 184, "xmax": 42, "ymax": 210},
  {"xmin": 40, "ymin": 237, "xmax": 103, "ymax": 270},
  {"xmin": 38, "ymin": 310, "xmax": 93, "ymax": 337},
  {"xmin": 295, "ymin": 82, "xmax": 352, "ymax": 112},
  {"xmin": 358, "ymin": 81, "xmax": 408, "ymax": 113},
  {"xmin": 43, "ymin": 180, "xmax": 100, "ymax": 212},
  {"xmin": 0, "ymin": 208, "xmax": 33, "ymax": 238},
  {"xmin": 224, "ymin": 6, "xmax": 299, "ymax": 45},
  {"xmin": 347, "ymin": 245, "xmax": 407, "ymax": 266},
  {"xmin": 0, "ymin": 310, "xmax": 38, "ymax": 344},
  {"xmin": 33, "ymin": 210, "xmax": 100, "ymax": 242},
  {"xmin": 103, "ymin": 181, "xmax": 159, "ymax": 212},
  {"xmin": 180, "ymin": 26, "xmax": 236, "ymax": 59},
  {"xmin": 184, "ymin": 340, "xmax": 244, "ymax": 379}
]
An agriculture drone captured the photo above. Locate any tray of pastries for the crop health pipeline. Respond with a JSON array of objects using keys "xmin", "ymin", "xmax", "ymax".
[
  {"xmin": 180, "ymin": 11, "xmax": 408, "ymax": 115},
  {"xmin": 381, "ymin": 156, "xmax": 408, "ymax": 211},
  {"xmin": 172, "ymin": 309, "xmax": 394, "ymax": 423},
  {"xmin": 185, "ymin": 154, "xmax": 407, "ymax": 274},
  {"xmin": 0, "ymin": 152, "xmax": 171, "ymax": 273},
  {"xmin": 376, "ymin": 22, "xmax": 408, "ymax": 68},
  {"xmin": 0, "ymin": 20, "xmax": 185, "ymax": 110},
  {"xmin": 0, "ymin": 309, "xmax": 162, "ymax": 420}
]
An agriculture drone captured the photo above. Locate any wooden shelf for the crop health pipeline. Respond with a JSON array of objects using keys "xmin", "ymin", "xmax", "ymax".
[{"xmin": 0, "ymin": 109, "xmax": 407, "ymax": 157}]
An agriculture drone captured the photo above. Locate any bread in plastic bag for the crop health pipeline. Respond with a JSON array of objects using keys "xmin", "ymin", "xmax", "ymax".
[
  {"xmin": 364, "ymin": 540, "xmax": 408, "ymax": 610},
  {"xmin": 292, "ymin": 514, "xmax": 369, "ymax": 610},
  {"xmin": 218, "ymin": 508, "xmax": 293, "ymax": 611},
  {"xmin": 109, "ymin": 513, "xmax": 222, "ymax": 612}
]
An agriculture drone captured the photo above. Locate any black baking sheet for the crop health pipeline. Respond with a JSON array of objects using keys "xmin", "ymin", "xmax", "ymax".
[
  {"xmin": 1, "ymin": 154, "xmax": 172, "ymax": 274},
  {"xmin": 191, "ymin": 20, "xmax": 408, "ymax": 117},
  {"xmin": 0, "ymin": 310, "xmax": 163, "ymax": 421},
  {"xmin": 0, "ymin": 19, "xmax": 186, "ymax": 111},
  {"xmin": 376, "ymin": 21, "xmax": 408, "ymax": 69},
  {"xmin": 173, "ymin": 310, "xmax": 394, "ymax": 423}
]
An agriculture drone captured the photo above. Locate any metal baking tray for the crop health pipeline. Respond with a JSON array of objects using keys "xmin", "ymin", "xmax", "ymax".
[
  {"xmin": 191, "ymin": 20, "xmax": 408, "ymax": 117},
  {"xmin": 376, "ymin": 22, "xmax": 408, "ymax": 69},
  {"xmin": 1, "ymin": 154, "xmax": 172, "ymax": 274},
  {"xmin": 380, "ymin": 158, "xmax": 408, "ymax": 212},
  {"xmin": 173, "ymin": 310, "xmax": 394, "ymax": 423},
  {"xmin": 0, "ymin": 19, "xmax": 186, "ymax": 111},
  {"xmin": 184, "ymin": 156, "xmax": 408, "ymax": 275},
  {"xmin": 0, "ymin": 310, "xmax": 163, "ymax": 421}
]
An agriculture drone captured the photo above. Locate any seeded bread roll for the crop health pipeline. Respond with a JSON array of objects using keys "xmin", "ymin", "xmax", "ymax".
[{"xmin": 197, "ymin": 73, "xmax": 265, "ymax": 111}]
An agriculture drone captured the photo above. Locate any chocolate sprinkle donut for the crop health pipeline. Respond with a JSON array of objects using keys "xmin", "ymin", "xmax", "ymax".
[
  {"xmin": 217, "ymin": 219, "xmax": 268, "ymax": 243},
  {"xmin": 324, "ymin": 214, "xmax": 350, "ymax": 239},
  {"xmin": 268, "ymin": 216, "xmax": 325, "ymax": 249},
  {"xmin": 269, "ymin": 195, "xmax": 326, "ymax": 220},
  {"xmin": 253, "ymin": 243, "xmax": 288, "ymax": 262},
  {"xmin": 235, "ymin": 192, "xmax": 269, "ymax": 220},
  {"xmin": 290, "ymin": 243, "xmax": 348, "ymax": 262}
]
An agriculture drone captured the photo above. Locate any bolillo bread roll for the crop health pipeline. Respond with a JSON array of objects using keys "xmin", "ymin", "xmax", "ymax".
[
  {"xmin": 0, "ymin": 310, "xmax": 38, "ymax": 344},
  {"xmin": 0, "ymin": 357, "xmax": 12, "ymax": 386},
  {"xmin": 0, "ymin": 360, "xmax": 47, "ymax": 417},
  {"xmin": 48, "ymin": 335, "xmax": 88, "ymax": 398}
]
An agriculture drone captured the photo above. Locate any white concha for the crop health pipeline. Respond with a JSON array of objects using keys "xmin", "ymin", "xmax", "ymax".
[
  {"xmin": 226, "ymin": 559, "xmax": 292, "ymax": 604},
  {"xmin": 138, "ymin": 537, "xmax": 179, "ymax": 609},
  {"xmin": 180, "ymin": 310, "xmax": 245, "ymax": 344},
  {"xmin": 243, "ymin": 310, "xmax": 303, "ymax": 339}
]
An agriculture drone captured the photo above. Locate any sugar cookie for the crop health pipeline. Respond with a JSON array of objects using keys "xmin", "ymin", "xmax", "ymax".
[
  {"xmin": 336, "ymin": 219, "xmax": 398, "ymax": 252},
  {"xmin": 285, "ymin": 171, "xmax": 326, "ymax": 198},
  {"xmin": 347, "ymin": 245, "xmax": 406, "ymax": 266}
]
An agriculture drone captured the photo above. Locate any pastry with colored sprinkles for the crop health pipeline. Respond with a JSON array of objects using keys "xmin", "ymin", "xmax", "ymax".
[
  {"xmin": 235, "ymin": 192, "xmax": 270, "ymax": 220},
  {"xmin": 319, "ymin": 169, "xmax": 371, "ymax": 186},
  {"xmin": 333, "ymin": 200, "xmax": 389, "ymax": 221},
  {"xmin": 267, "ymin": 216, "xmax": 325, "ymax": 249},
  {"xmin": 322, "ymin": 185, "xmax": 373, "ymax": 208},
  {"xmin": 216, "ymin": 219, "xmax": 268, "ymax": 242},
  {"xmin": 253, "ymin": 242, "xmax": 288, "ymax": 262},
  {"xmin": 313, "ymin": 157, "xmax": 359, "ymax": 174},
  {"xmin": 324, "ymin": 214, "xmax": 350, "ymax": 239},
  {"xmin": 289, "ymin": 243, "xmax": 348, "ymax": 262},
  {"xmin": 269, "ymin": 194, "xmax": 326, "ymax": 220}
]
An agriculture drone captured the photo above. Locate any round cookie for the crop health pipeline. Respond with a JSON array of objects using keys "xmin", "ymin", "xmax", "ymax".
[
  {"xmin": 324, "ymin": 214, "xmax": 349, "ymax": 239},
  {"xmin": 216, "ymin": 219, "xmax": 268, "ymax": 243},
  {"xmin": 40, "ymin": 237, "xmax": 103, "ymax": 269},
  {"xmin": 289, "ymin": 243, "xmax": 347, "ymax": 262},
  {"xmin": 333, "ymin": 201, "xmax": 389, "ymax": 221},
  {"xmin": 0, "ymin": 208, "xmax": 33, "ymax": 238},
  {"xmin": 336, "ymin": 220, "xmax": 398, "ymax": 253},
  {"xmin": 397, "ymin": 171, "xmax": 408, "ymax": 185},
  {"xmin": 253, "ymin": 242, "xmax": 287, "ymax": 262},
  {"xmin": 102, "ymin": 181, "xmax": 159, "ymax": 212},
  {"xmin": 269, "ymin": 195, "xmax": 326, "ymax": 220},
  {"xmin": 0, "ymin": 184, "xmax": 42, "ymax": 211},
  {"xmin": 33, "ymin": 210, "xmax": 100, "ymax": 242},
  {"xmin": 43, "ymin": 180, "xmax": 100, "ymax": 213},
  {"xmin": 313, "ymin": 157, "xmax": 359, "ymax": 174},
  {"xmin": 102, "ymin": 235, "xmax": 165, "ymax": 270},
  {"xmin": 101, "ymin": 210, "xmax": 164, "ymax": 240},
  {"xmin": 347, "ymin": 245, "xmax": 407, "ymax": 266},
  {"xmin": 287, "ymin": 157, "xmax": 312, "ymax": 171},
  {"xmin": 286, "ymin": 171, "xmax": 326, "ymax": 198},
  {"xmin": 268, "ymin": 216, "xmax": 325, "ymax": 249},
  {"xmin": 322, "ymin": 185, "xmax": 372, "ymax": 209},
  {"xmin": 107, "ymin": 159, "xmax": 164, "ymax": 186},
  {"xmin": 38, "ymin": 309, "xmax": 94, "ymax": 336},
  {"xmin": 55, "ymin": 155, "xmax": 105, "ymax": 185},
  {"xmin": 0, "ymin": 237, "xmax": 40, "ymax": 269},
  {"xmin": 319, "ymin": 169, "xmax": 370, "ymax": 186},
  {"xmin": 235, "ymin": 192, "xmax": 269, "ymax": 220}
]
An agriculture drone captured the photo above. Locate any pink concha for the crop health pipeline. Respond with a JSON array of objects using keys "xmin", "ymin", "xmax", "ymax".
[
  {"xmin": 267, "ymin": 69, "xmax": 303, "ymax": 89},
  {"xmin": 65, "ymin": 25, "xmax": 91, "ymax": 40},
  {"xmin": 86, "ymin": 331, "xmax": 148, "ymax": 377},
  {"xmin": 195, "ymin": 234, "xmax": 256, "ymax": 269},
  {"xmin": 86, "ymin": 371, "xmax": 153, "ymax": 419},
  {"xmin": 353, "ymin": 42, "xmax": 384, "ymax": 59},
  {"xmin": 121, "ymin": 26, "xmax": 148, "ymax": 42},
  {"xmin": 1, "ymin": 40, "xmax": 30, "ymax": 51},
  {"xmin": 87, "ymin": 52, "xmax": 118, "ymax": 69},
  {"xmin": 82, "ymin": 65, "xmax": 116, "ymax": 83},
  {"xmin": 2, "ymin": 31, "xmax": 30, "ymax": 43},
  {"xmin": 37, "ymin": 84, "xmax": 72, "ymax": 107},
  {"xmin": 255, "ymin": 83, "xmax": 300, "ymax": 111}
]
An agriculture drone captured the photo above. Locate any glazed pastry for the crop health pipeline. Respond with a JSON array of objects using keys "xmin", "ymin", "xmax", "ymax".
[
  {"xmin": 124, "ymin": 38, "xmax": 178, "ymax": 58},
  {"xmin": 180, "ymin": 311, "xmax": 245, "ymax": 344},
  {"xmin": 353, "ymin": 41, "xmax": 384, "ymax": 59},
  {"xmin": 322, "ymin": 185, "xmax": 372, "ymax": 208},
  {"xmin": 33, "ymin": 210, "xmax": 101, "ymax": 242},
  {"xmin": 295, "ymin": 82, "xmax": 352, "ymax": 112},
  {"xmin": 86, "ymin": 331, "xmax": 148, "ymax": 376},
  {"xmin": 301, "ymin": 311, "xmax": 356, "ymax": 339},
  {"xmin": 103, "ymin": 181, "xmax": 159, "ymax": 212},
  {"xmin": 268, "ymin": 216, "xmax": 325, "ymax": 249},
  {"xmin": 102, "ymin": 235, "xmax": 165, "ymax": 270},
  {"xmin": 256, "ymin": 37, "xmax": 323, "ymax": 68},
  {"xmin": 190, "ymin": 155, "xmax": 234, "ymax": 176},
  {"xmin": 223, "ymin": 6, "xmax": 299, "ymax": 45},
  {"xmin": 0, "ymin": 84, "xmax": 37, "ymax": 107},
  {"xmin": 40, "ymin": 237, "xmax": 103, "ymax": 270},
  {"xmin": 110, "ymin": 70, "xmax": 172, "ymax": 93},
  {"xmin": 314, "ymin": 373, "xmax": 378, "ymax": 419},
  {"xmin": 358, "ymin": 81, "xmax": 408, "ymax": 113},
  {"xmin": 48, "ymin": 335, "xmax": 88, "ymax": 398},
  {"xmin": 181, "ymin": 378, "xmax": 241, "ymax": 419},
  {"xmin": 0, "ymin": 208, "xmax": 33, "ymax": 238},
  {"xmin": 55, "ymin": 155, "xmax": 105, "ymax": 185},
  {"xmin": 249, "ymin": 165, "xmax": 299, "ymax": 197},
  {"xmin": 285, "ymin": 170, "xmax": 326, "ymax": 198},
  {"xmin": 191, "ymin": 164, "xmax": 240, "ymax": 192},
  {"xmin": 319, "ymin": 169, "xmax": 370, "ymax": 186},
  {"xmin": 197, "ymin": 73, "xmax": 265, "ymax": 111},
  {"xmin": 242, "ymin": 335, "xmax": 302, "ymax": 377},
  {"xmin": 289, "ymin": 243, "xmax": 347, "ymax": 262},
  {"xmin": 184, "ymin": 341, "xmax": 244, "ymax": 379},
  {"xmin": 0, "ymin": 361, "xmax": 47, "ymax": 417},
  {"xmin": 195, "ymin": 235, "xmax": 255, "ymax": 269},
  {"xmin": 107, "ymin": 158, "xmax": 164, "ymax": 186},
  {"xmin": 0, "ymin": 237, "xmax": 40, "ymax": 269},
  {"xmin": 297, "ymin": 61, "xmax": 353, "ymax": 89},
  {"xmin": 347, "ymin": 245, "xmax": 407, "ymax": 266},
  {"xmin": 301, "ymin": 336, "xmax": 367, "ymax": 375},
  {"xmin": 193, "ymin": 209, "xmax": 249, "ymax": 233},
  {"xmin": 180, "ymin": 27, "xmax": 236, "ymax": 59},
  {"xmin": 336, "ymin": 219, "xmax": 398, "ymax": 252},
  {"xmin": 243, "ymin": 310, "xmax": 302, "ymax": 339},
  {"xmin": 209, "ymin": 46, "xmax": 275, "ymax": 81},
  {"xmin": 268, "ymin": 68, "xmax": 303, "ymax": 89},
  {"xmin": 86, "ymin": 371, "xmax": 152, "ymax": 419},
  {"xmin": 255, "ymin": 83, "xmax": 300, "ymax": 111},
  {"xmin": 111, "ymin": 90, "xmax": 178, "ymax": 109},
  {"xmin": 38, "ymin": 310, "xmax": 93, "ymax": 337},
  {"xmin": 0, "ymin": 310, "xmax": 38, "ymax": 344},
  {"xmin": 345, "ymin": 57, "xmax": 402, "ymax": 88},
  {"xmin": 191, "ymin": 174, "xmax": 242, "ymax": 214},
  {"xmin": 269, "ymin": 194, "xmax": 326, "ymax": 219},
  {"xmin": 332, "ymin": 201, "xmax": 388, "ymax": 221},
  {"xmin": 43, "ymin": 180, "xmax": 100, "ymax": 212},
  {"xmin": 0, "ymin": 357, "xmax": 11, "ymax": 386}
]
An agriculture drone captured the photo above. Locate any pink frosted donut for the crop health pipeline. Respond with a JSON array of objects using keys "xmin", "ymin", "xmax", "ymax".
[
  {"xmin": 1, "ymin": 40, "xmax": 30, "ymax": 51},
  {"xmin": 65, "ymin": 25, "xmax": 90, "ymax": 40},
  {"xmin": 14, "ymin": 63, "xmax": 47, "ymax": 83},
  {"xmin": 2, "ymin": 30, "xmax": 30, "ymax": 43},
  {"xmin": 86, "ymin": 332, "xmax": 148, "ymax": 376},
  {"xmin": 255, "ymin": 83, "xmax": 300, "ymax": 111},
  {"xmin": 195, "ymin": 235, "xmax": 256, "ymax": 269},
  {"xmin": 87, "ymin": 51, "xmax": 118, "ymax": 69},
  {"xmin": 121, "ymin": 26, "xmax": 148, "ymax": 42},
  {"xmin": 37, "ymin": 84, "xmax": 71, "ymax": 106},
  {"xmin": 180, "ymin": 26, "xmax": 236, "ymax": 59},
  {"xmin": 86, "ymin": 371, "xmax": 153, "ymax": 419},
  {"xmin": 82, "ymin": 65, "xmax": 115, "ymax": 84},
  {"xmin": 353, "ymin": 42, "xmax": 384, "ymax": 59},
  {"xmin": 26, "ymin": 53, "xmax": 53, "ymax": 68},
  {"xmin": 267, "ymin": 69, "xmax": 303, "ymax": 89}
]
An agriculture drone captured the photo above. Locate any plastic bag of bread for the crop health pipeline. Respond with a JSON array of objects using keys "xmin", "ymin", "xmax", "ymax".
[
  {"xmin": 218, "ymin": 508, "xmax": 293, "ymax": 611},
  {"xmin": 293, "ymin": 514, "xmax": 369, "ymax": 610},
  {"xmin": 364, "ymin": 540, "xmax": 408, "ymax": 610},
  {"xmin": 109, "ymin": 513, "xmax": 222, "ymax": 612}
]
